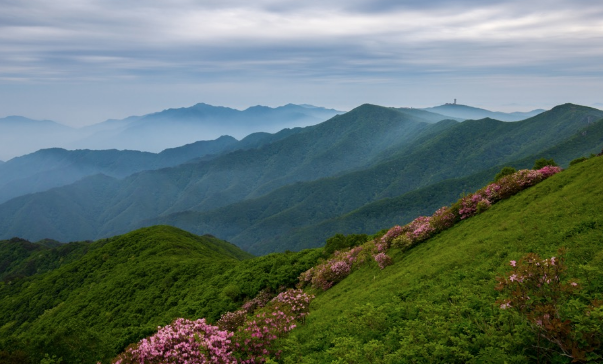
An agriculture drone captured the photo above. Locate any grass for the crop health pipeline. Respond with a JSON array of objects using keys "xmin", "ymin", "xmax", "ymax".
[{"xmin": 278, "ymin": 156, "xmax": 603, "ymax": 363}]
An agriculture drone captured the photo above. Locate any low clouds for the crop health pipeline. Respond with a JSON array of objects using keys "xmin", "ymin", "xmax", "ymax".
[{"xmin": 0, "ymin": 0, "xmax": 602, "ymax": 124}]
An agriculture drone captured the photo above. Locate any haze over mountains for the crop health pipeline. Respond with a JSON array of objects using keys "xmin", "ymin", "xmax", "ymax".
[
  {"xmin": 2, "ymin": 146, "xmax": 603, "ymax": 364},
  {"xmin": 423, "ymin": 103, "xmax": 545, "ymax": 121},
  {"xmin": 0, "ymin": 103, "xmax": 342, "ymax": 161},
  {"xmin": 1, "ymin": 102, "xmax": 601, "ymax": 255},
  {"xmin": 0, "ymin": 102, "xmax": 545, "ymax": 162}
]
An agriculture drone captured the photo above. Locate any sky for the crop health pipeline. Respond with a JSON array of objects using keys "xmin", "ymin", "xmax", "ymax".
[{"xmin": 1, "ymin": 0, "xmax": 602, "ymax": 127}]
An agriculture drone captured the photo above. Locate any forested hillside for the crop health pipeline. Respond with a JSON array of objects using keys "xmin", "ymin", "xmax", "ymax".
[
  {"xmin": 0, "ymin": 104, "xmax": 455, "ymax": 242},
  {"xmin": 1, "ymin": 154, "xmax": 602, "ymax": 363},
  {"xmin": 1, "ymin": 104, "xmax": 602, "ymax": 254},
  {"xmin": 0, "ymin": 226, "xmax": 322, "ymax": 363},
  {"xmin": 147, "ymin": 104, "xmax": 603, "ymax": 254},
  {"xmin": 275, "ymin": 154, "xmax": 603, "ymax": 363}
]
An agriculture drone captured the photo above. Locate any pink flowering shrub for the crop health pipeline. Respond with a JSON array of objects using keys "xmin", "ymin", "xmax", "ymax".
[
  {"xmin": 496, "ymin": 251, "xmax": 602, "ymax": 362},
  {"xmin": 308, "ymin": 260, "xmax": 352, "ymax": 290},
  {"xmin": 299, "ymin": 240, "xmax": 388, "ymax": 290},
  {"xmin": 217, "ymin": 309, "xmax": 248, "ymax": 332},
  {"xmin": 373, "ymin": 252, "xmax": 393, "ymax": 269},
  {"xmin": 271, "ymin": 289, "xmax": 314, "ymax": 321},
  {"xmin": 241, "ymin": 289, "xmax": 273, "ymax": 313},
  {"xmin": 538, "ymin": 165, "xmax": 563, "ymax": 178},
  {"xmin": 234, "ymin": 310, "xmax": 297, "ymax": 363},
  {"xmin": 113, "ymin": 318, "xmax": 235, "ymax": 364},
  {"xmin": 233, "ymin": 289, "xmax": 315, "ymax": 363},
  {"xmin": 299, "ymin": 244, "xmax": 372, "ymax": 290},
  {"xmin": 430, "ymin": 206, "xmax": 456, "ymax": 231},
  {"xmin": 380, "ymin": 225, "xmax": 405, "ymax": 247}
]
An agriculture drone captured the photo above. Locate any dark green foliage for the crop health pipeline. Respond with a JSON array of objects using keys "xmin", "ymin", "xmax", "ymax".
[
  {"xmin": 494, "ymin": 166, "xmax": 517, "ymax": 182},
  {"xmin": 533, "ymin": 157, "xmax": 558, "ymax": 169},
  {"xmin": 0, "ymin": 226, "xmax": 323, "ymax": 364},
  {"xmin": 0, "ymin": 104, "xmax": 447, "ymax": 243},
  {"xmin": 2, "ymin": 104, "xmax": 603, "ymax": 254},
  {"xmin": 570, "ymin": 156, "xmax": 588, "ymax": 166},
  {"xmin": 0, "ymin": 136, "xmax": 239, "ymax": 204},
  {"xmin": 324, "ymin": 233, "xmax": 369, "ymax": 255},
  {"xmin": 276, "ymin": 155, "xmax": 603, "ymax": 363},
  {"xmin": 149, "ymin": 105, "xmax": 603, "ymax": 254}
]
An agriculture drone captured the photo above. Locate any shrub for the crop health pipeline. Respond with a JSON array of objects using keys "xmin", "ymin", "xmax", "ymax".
[
  {"xmin": 324, "ymin": 234, "xmax": 369, "ymax": 256},
  {"xmin": 570, "ymin": 156, "xmax": 588, "ymax": 166},
  {"xmin": 494, "ymin": 166, "xmax": 517, "ymax": 182},
  {"xmin": 113, "ymin": 318, "xmax": 235, "ymax": 364},
  {"xmin": 496, "ymin": 252, "xmax": 602, "ymax": 362},
  {"xmin": 233, "ymin": 289, "xmax": 314, "ymax": 363},
  {"xmin": 533, "ymin": 158, "xmax": 558, "ymax": 170}
]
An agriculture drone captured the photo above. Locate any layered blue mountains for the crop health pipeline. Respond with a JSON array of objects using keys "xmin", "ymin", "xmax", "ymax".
[{"xmin": 0, "ymin": 102, "xmax": 602, "ymax": 255}]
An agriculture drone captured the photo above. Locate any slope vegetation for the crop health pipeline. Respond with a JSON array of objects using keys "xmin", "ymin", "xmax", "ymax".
[
  {"xmin": 0, "ymin": 226, "xmax": 322, "ymax": 364},
  {"xmin": 278, "ymin": 155, "xmax": 603, "ymax": 363}
]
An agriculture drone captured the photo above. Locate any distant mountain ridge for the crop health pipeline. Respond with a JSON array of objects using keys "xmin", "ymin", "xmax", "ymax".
[
  {"xmin": 1, "ymin": 103, "xmax": 602, "ymax": 253},
  {"xmin": 0, "ymin": 103, "xmax": 342, "ymax": 160},
  {"xmin": 423, "ymin": 103, "xmax": 545, "ymax": 121},
  {"xmin": 0, "ymin": 104, "xmax": 457, "ymax": 242},
  {"xmin": 145, "ymin": 103, "xmax": 603, "ymax": 254},
  {"xmin": 0, "ymin": 135, "xmax": 239, "ymax": 204},
  {"xmin": 0, "ymin": 105, "xmax": 461, "ymax": 203}
]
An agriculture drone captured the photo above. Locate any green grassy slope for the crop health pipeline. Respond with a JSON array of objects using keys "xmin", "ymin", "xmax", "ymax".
[
  {"xmin": 279, "ymin": 156, "xmax": 603, "ymax": 363},
  {"xmin": 0, "ymin": 226, "xmax": 323, "ymax": 364}
]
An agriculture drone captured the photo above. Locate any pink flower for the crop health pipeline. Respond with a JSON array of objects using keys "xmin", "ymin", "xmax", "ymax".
[{"xmin": 510, "ymin": 260, "xmax": 516, "ymax": 267}]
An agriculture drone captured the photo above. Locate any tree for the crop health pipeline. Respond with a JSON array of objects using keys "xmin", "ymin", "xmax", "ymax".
[{"xmin": 533, "ymin": 158, "xmax": 558, "ymax": 170}]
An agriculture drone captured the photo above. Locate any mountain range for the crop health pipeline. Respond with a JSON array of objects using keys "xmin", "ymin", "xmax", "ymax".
[
  {"xmin": 0, "ymin": 103, "xmax": 342, "ymax": 161},
  {"xmin": 0, "ymin": 102, "xmax": 601, "ymax": 255},
  {"xmin": 423, "ymin": 103, "xmax": 544, "ymax": 121},
  {"xmin": 1, "ymin": 152, "xmax": 602, "ymax": 363}
]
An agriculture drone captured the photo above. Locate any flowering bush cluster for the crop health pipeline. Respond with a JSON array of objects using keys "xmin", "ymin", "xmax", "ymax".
[
  {"xmin": 218, "ymin": 290, "xmax": 274, "ymax": 332},
  {"xmin": 299, "ymin": 164, "xmax": 563, "ymax": 293},
  {"xmin": 113, "ymin": 318, "xmax": 235, "ymax": 364},
  {"xmin": 241, "ymin": 289, "xmax": 272, "ymax": 313},
  {"xmin": 496, "ymin": 252, "xmax": 601, "ymax": 362},
  {"xmin": 217, "ymin": 310, "xmax": 248, "ymax": 332},
  {"xmin": 299, "ymin": 245, "xmax": 368, "ymax": 290},
  {"xmin": 115, "ymin": 288, "xmax": 315, "ymax": 364},
  {"xmin": 271, "ymin": 289, "xmax": 314, "ymax": 321},
  {"xmin": 379, "ymin": 225, "xmax": 404, "ymax": 248},
  {"xmin": 234, "ymin": 289, "xmax": 315, "ymax": 363},
  {"xmin": 234, "ymin": 310, "xmax": 298, "ymax": 363},
  {"xmin": 459, "ymin": 166, "xmax": 562, "ymax": 219},
  {"xmin": 373, "ymin": 252, "xmax": 393, "ymax": 270},
  {"xmin": 299, "ymin": 241, "xmax": 393, "ymax": 290}
]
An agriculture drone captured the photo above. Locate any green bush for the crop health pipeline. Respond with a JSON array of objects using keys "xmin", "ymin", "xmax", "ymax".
[
  {"xmin": 493, "ymin": 166, "xmax": 516, "ymax": 182},
  {"xmin": 324, "ymin": 234, "xmax": 369, "ymax": 255},
  {"xmin": 570, "ymin": 156, "xmax": 588, "ymax": 166},
  {"xmin": 533, "ymin": 158, "xmax": 558, "ymax": 169}
]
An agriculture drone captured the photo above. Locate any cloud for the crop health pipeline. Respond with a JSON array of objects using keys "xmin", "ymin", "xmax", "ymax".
[{"xmin": 0, "ymin": 0, "xmax": 602, "ymax": 124}]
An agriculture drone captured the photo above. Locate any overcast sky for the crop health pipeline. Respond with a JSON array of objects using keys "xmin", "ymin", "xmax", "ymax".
[{"xmin": 1, "ymin": 0, "xmax": 602, "ymax": 126}]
